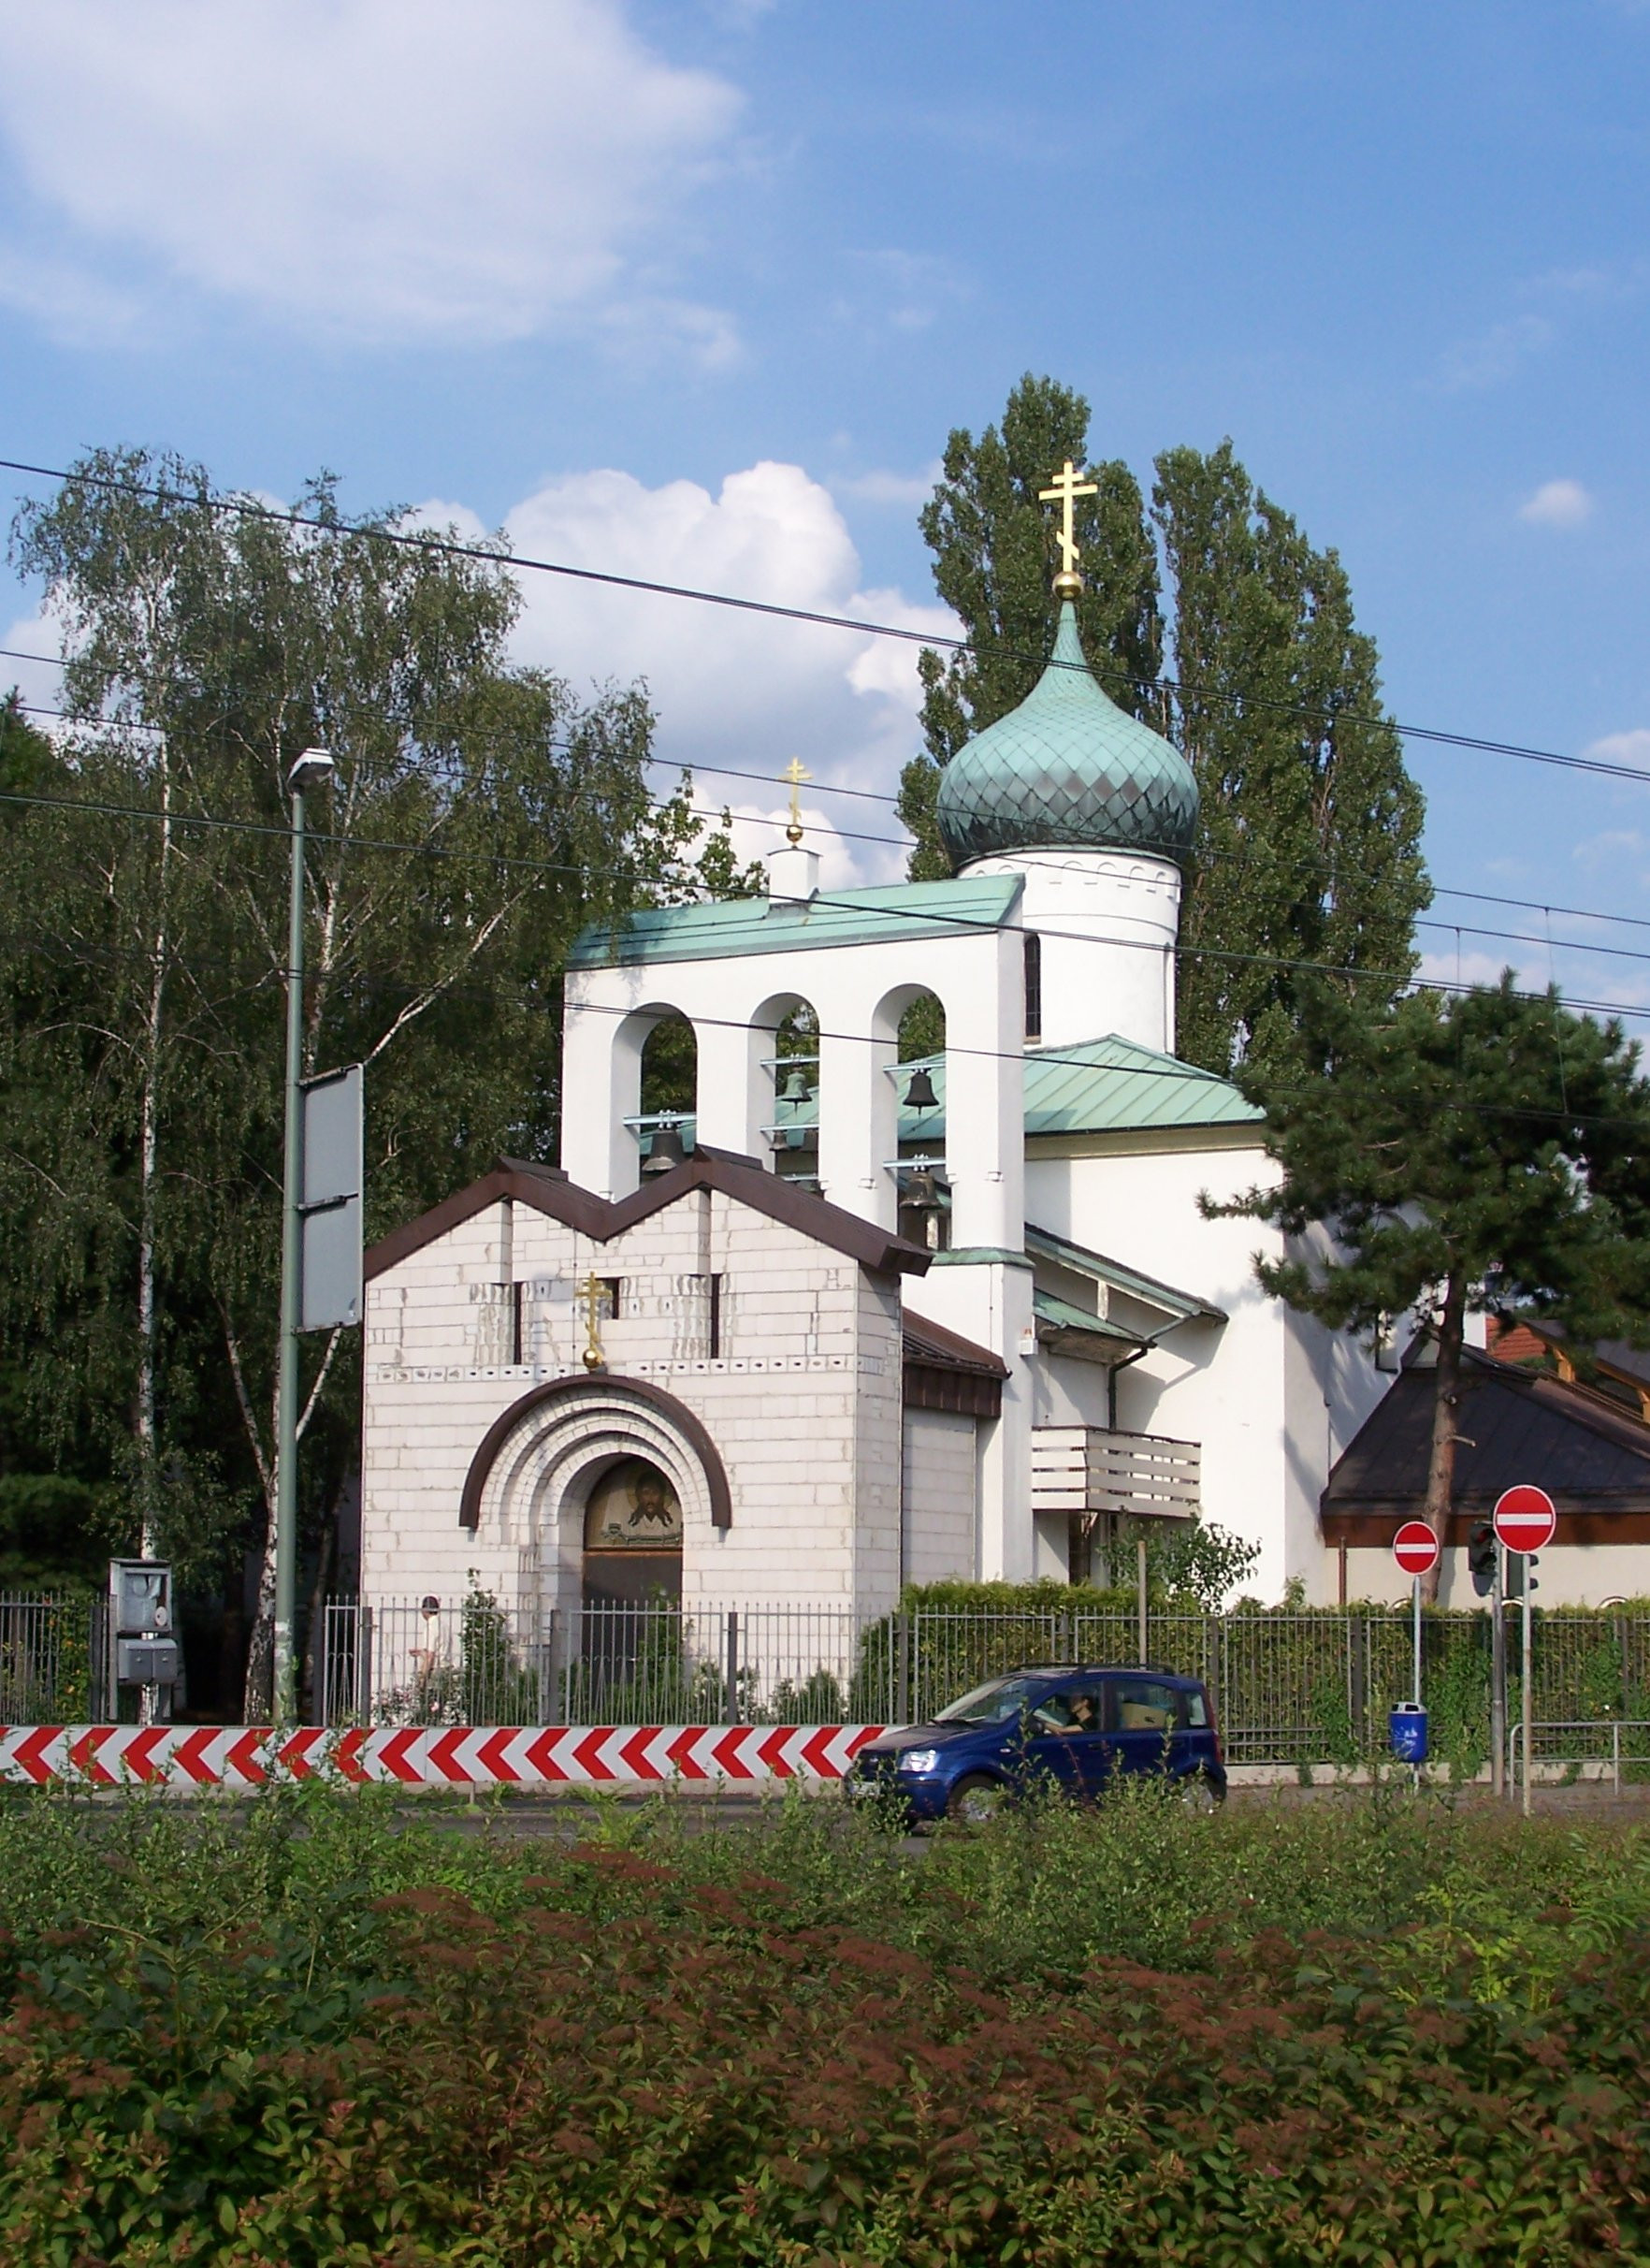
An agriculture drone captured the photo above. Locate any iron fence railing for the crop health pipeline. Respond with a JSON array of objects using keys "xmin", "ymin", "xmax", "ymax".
[
  {"xmin": 7, "ymin": 1590, "xmax": 1650, "ymax": 1773},
  {"xmin": 317, "ymin": 1596, "xmax": 1650, "ymax": 1771}
]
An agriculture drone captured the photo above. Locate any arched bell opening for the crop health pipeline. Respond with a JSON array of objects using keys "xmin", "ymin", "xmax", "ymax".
[
  {"xmin": 638, "ymin": 1010, "xmax": 696, "ymax": 1170},
  {"xmin": 758, "ymin": 993, "xmax": 821, "ymax": 1185},
  {"xmin": 877, "ymin": 985, "xmax": 948, "ymax": 1249}
]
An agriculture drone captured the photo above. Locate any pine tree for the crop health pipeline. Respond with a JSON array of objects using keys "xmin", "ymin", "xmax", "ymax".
[
  {"xmin": 1209, "ymin": 975, "xmax": 1650, "ymax": 1589},
  {"xmin": 900, "ymin": 379, "xmax": 1428, "ymax": 1071}
]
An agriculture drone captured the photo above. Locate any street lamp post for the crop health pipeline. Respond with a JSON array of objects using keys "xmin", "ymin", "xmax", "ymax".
[{"xmin": 273, "ymin": 747, "xmax": 334, "ymax": 1723}]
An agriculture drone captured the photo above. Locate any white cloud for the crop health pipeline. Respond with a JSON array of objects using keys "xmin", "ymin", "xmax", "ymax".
[
  {"xmin": 1581, "ymin": 728, "xmax": 1650, "ymax": 770},
  {"xmin": 0, "ymin": 0, "xmax": 744, "ymax": 349},
  {"xmin": 0, "ymin": 608, "xmax": 65, "ymax": 720},
  {"xmin": 831, "ymin": 464, "xmax": 942, "ymax": 507},
  {"xmin": 1518, "ymin": 478, "xmax": 1595, "ymax": 529},
  {"xmin": 1436, "ymin": 313, "xmax": 1552, "ymax": 391},
  {"xmin": 418, "ymin": 460, "xmax": 952, "ymax": 877}
]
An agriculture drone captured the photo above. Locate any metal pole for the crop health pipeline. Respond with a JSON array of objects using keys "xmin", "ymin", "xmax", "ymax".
[
  {"xmin": 724, "ymin": 1609, "xmax": 739, "ymax": 1726},
  {"xmin": 272, "ymin": 782, "xmax": 308, "ymax": 1724},
  {"xmin": 1136, "ymin": 1536, "xmax": 1149, "ymax": 1666},
  {"xmin": 1411, "ymin": 1576, "xmax": 1422, "ymax": 1708},
  {"xmin": 1489, "ymin": 1548, "xmax": 1506, "ymax": 1800},
  {"xmin": 1521, "ymin": 1573, "xmax": 1534, "ymax": 1819}
]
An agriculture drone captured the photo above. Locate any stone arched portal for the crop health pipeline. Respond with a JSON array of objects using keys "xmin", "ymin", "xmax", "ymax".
[{"xmin": 458, "ymin": 1374, "xmax": 731, "ymax": 1617}]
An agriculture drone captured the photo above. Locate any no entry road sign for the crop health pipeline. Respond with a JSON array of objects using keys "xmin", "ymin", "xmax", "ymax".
[
  {"xmin": 1494, "ymin": 1485, "xmax": 1557, "ymax": 1555},
  {"xmin": 1392, "ymin": 1520, "xmax": 1440, "ymax": 1577}
]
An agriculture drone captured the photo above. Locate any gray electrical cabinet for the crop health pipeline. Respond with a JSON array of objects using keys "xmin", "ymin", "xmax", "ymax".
[{"xmin": 109, "ymin": 1559, "xmax": 180, "ymax": 1688}]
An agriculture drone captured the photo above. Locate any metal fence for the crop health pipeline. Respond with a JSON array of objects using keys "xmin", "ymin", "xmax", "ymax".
[
  {"xmin": 0, "ymin": 1594, "xmax": 95, "ymax": 1722},
  {"xmin": 320, "ymin": 1595, "xmax": 1650, "ymax": 1772},
  {"xmin": 7, "ymin": 1591, "xmax": 1649, "ymax": 1772}
]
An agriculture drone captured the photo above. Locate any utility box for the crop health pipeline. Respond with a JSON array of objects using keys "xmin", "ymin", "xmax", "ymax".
[
  {"xmin": 109, "ymin": 1560, "xmax": 177, "ymax": 1690},
  {"xmin": 116, "ymin": 1636, "xmax": 181, "ymax": 1686},
  {"xmin": 110, "ymin": 1559, "xmax": 173, "ymax": 1638}
]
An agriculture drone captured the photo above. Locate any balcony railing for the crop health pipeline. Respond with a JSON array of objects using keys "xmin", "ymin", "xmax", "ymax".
[{"xmin": 1031, "ymin": 1425, "xmax": 1201, "ymax": 1520}]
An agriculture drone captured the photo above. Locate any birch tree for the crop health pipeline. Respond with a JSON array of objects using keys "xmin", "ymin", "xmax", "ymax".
[{"xmin": 7, "ymin": 449, "xmax": 709, "ymax": 1708}]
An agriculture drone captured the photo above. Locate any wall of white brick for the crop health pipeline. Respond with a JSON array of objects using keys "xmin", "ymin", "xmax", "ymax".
[
  {"xmin": 361, "ymin": 1185, "xmax": 907, "ymax": 1620},
  {"xmin": 901, "ymin": 1408, "xmax": 978, "ymax": 1583}
]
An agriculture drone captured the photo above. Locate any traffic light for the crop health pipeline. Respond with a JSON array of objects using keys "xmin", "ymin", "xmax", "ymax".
[
  {"xmin": 1505, "ymin": 1553, "xmax": 1540, "ymax": 1601},
  {"xmin": 1468, "ymin": 1520, "xmax": 1497, "ymax": 1596}
]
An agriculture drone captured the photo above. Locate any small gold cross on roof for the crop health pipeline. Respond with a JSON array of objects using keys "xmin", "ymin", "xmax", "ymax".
[
  {"xmin": 577, "ymin": 1271, "xmax": 606, "ymax": 1372},
  {"xmin": 1037, "ymin": 458, "xmax": 1098, "ymax": 582},
  {"xmin": 783, "ymin": 756, "xmax": 810, "ymax": 846}
]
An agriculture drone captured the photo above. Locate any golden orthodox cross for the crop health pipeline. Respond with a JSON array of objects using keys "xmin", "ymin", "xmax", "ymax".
[
  {"xmin": 783, "ymin": 756, "xmax": 810, "ymax": 846},
  {"xmin": 577, "ymin": 1271, "xmax": 606, "ymax": 1372},
  {"xmin": 1037, "ymin": 458, "xmax": 1098, "ymax": 579}
]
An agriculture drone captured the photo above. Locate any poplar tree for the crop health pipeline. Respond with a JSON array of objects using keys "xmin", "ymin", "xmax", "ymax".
[{"xmin": 899, "ymin": 377, "xmax": 1429, "ymax": 1072}]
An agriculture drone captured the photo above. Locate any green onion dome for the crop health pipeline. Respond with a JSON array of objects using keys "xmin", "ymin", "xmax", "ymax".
[{"xmin": 935, "ymin": 601, "xmax": 1198, "ymax": 868}]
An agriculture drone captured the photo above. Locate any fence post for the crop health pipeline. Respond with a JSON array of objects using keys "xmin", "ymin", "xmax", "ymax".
[
  {"xmin": 1349, "ymin": 1614, "xmax": 1368, "ymax": 1752},
  {"xmin": 1614, "ymin": 1717, "xmax": 1622, "ymax": 1799},
  {"xmin": 896, "ymin": 1612, "xmax": 910, "ymax": 1727},
  {"xmin": 725, "ymin": 1610, "xmax": 740, "ymax": 1726},
  {"xmin": 357, "ymin": 1604, "xmax": 374, "ymax": 1725}
]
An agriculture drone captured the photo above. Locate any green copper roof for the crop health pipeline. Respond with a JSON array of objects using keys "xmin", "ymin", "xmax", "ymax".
[
  {"xmin": 766, "ymin": 1031, "xmax": 1263, "ymax": 1149},
  {"xmin": 934, "ymin": 601, "xmax": 1198, "ymax": 868},
  {"xmin": 568, "ymin": 876, "xmax": 1022, "ymax": 969},
  {"xmin": 887, "ymin": 1032, "xmax": 1262, "ymax": 1143}
]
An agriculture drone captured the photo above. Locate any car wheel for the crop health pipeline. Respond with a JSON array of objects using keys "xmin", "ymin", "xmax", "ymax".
[
  {"xmin": 1180, "ymin": 1770, "xmax": 1223, "ymax": 1815},
  {"xmin": 947, "ymin": 1774, "xmax": 1008, "ymax": 1825}
]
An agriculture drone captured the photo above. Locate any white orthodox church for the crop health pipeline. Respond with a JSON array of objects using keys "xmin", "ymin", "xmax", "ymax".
[{"xmin": 358, "ymin": 485, "xmax": 1428, "ymax": 1626}]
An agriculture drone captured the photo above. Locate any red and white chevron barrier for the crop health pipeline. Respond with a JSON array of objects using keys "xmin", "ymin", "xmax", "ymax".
[{"xmin": 0, "ymin": 1723, "xmax": 884, "ymax": 1790}]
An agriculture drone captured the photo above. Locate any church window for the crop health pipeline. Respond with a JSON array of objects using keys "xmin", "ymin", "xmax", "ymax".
[
  {"xmin": 510, "ymin": 1279, "xmax": 524, "ymax": 1365},
  {"xmin": 1024, "ymin": 931, "xmax": 1042, "ymax": 1042}
]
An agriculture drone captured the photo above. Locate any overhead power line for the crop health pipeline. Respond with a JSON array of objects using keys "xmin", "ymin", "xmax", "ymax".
[
  {"xmin": 5, "ymin": 778, "xmax": 1650, "ymax": 1039},
  {"xmin": 11, "ymin": 659, "xmax": 1650, "ymax": 957},
  {"xmin": 5, "ymin": 451, "xmax": 1650, "ymax": 791}
]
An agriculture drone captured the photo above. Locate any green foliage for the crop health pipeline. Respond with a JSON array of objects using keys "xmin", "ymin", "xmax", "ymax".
[
  {"xmin": 1212, "ymin": 971, "xmax": 1650, "ymax": 1534},
  {"xmin": 1, "ymin": 447, "xmax": 753, "ymax": 1701},
  {"xmin": 900, "ymin": 376, "xmax": 1429, "ymax": 1075},
  {"xmin": 2, "ymin": 1784, "xmax": 1649, "ymax": 2261}
]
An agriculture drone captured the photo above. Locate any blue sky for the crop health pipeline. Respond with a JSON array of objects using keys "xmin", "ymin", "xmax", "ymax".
[{"xmin": 1, "ymin": 0, "xmax": 1648, "ymax": 1010}]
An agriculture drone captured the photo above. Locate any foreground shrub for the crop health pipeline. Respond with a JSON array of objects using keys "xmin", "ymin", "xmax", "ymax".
[{"xmin": 2, "ymin": 1792, "xmax": 1650, "ymax": 2263}]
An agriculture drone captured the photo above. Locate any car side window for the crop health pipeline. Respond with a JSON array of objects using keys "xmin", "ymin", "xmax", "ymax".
[
  {"xmin": 1182, "ymin": 1688, "xmax": 1209, "ymax": 1728},
  {"xmin": 1108, "ymin": 1679, "xmax": 1180, "ymax": 1733},
  {"xmin": 1031, "ymin": 1688, "xmax": 1102, "ymax": 1735}
]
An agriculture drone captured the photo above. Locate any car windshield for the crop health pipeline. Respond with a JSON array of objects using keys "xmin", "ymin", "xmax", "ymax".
[{"xmin": 934, "ymin": 1675, "xmax": 1047, "ymax": 1724}]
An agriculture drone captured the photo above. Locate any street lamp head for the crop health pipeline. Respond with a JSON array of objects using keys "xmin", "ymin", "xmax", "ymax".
[{"xmin": 287, "ymin": 747, "xmax": 335, "ymax": 795}]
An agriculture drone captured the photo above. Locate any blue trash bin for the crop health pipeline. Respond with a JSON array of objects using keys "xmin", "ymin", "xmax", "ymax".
[{"xmin": 1389, "ymin": 1702, "xmax": 1427, "ymax": 1764}]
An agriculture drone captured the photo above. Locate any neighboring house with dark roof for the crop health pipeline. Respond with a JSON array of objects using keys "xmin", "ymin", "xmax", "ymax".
[{"xmin": 1323, "ymin": 1339, "xmax": 1650, "ymax": 1605}]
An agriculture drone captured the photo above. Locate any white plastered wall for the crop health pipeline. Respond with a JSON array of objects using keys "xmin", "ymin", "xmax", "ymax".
[
  {"xmin": 560, "ymin": 909, "xmax": 1025, "ymax": 1255},
  {"xmin": 1339, "ymin": 1543, "xmax": 1650, "ymax": 1610},
  {"xmin": 962, "ymin": 849, "xmax": 1180, "ymax": 1053},
  {"xmin": 360, "ymin": 1186, "xmax": 905, "ymax": 1620},
  {"xmin": 1024, "ymin": 1139, "xmax": 1393, "ymax": 1604}
]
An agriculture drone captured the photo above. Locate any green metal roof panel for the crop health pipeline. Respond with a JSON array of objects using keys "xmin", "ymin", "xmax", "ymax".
[
  {"xmin": 1025, "ymin": 1220, "xmax": 1225, "ymax": 1324},
  {"xmin": 1033, "ymin": 1287, "xmax": 1145, "ymax": 1345},
  {"xmin": 1020, "ymin": 1035, "xmax": 1263, "ymax": 1136},
  {"xmin": 886, "ymin": 1032, "xmax": 1261, "ymax": 1145},
  {"xmin": 568, "ymin": 876, "xmax": 1023, "ymax": 970}
]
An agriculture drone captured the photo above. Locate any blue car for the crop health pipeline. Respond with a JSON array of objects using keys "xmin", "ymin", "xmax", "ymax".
[{"xmin": 846, "ymin": 1663, "xmax": 1226, "ymax": 1825}]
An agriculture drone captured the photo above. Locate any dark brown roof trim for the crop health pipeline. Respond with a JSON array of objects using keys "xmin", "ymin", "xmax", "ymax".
[
  {"xmin": 458, "ymin": 1372, "xmax": 732, "ymax": 1533},
  {"xmin": 905, "ymin": 1365, "xmax": 1001, "ymax": 1419},
  {"xmin": 365, "ymin": 1153, "xmax": 933, "ymax": 1284},
  {"xmin": 901, "ymin": 1312, "xmax": 1009, "ymax": 1378}
]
